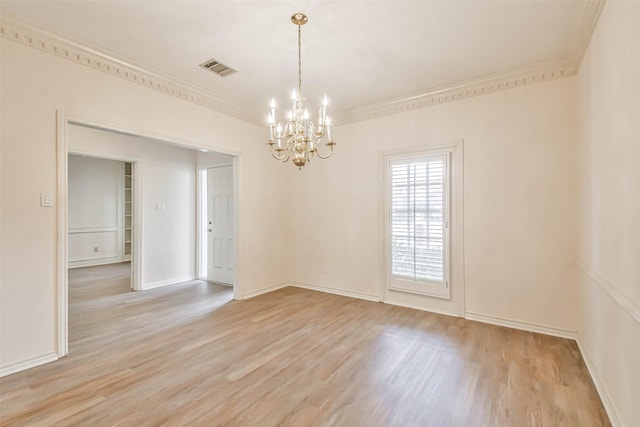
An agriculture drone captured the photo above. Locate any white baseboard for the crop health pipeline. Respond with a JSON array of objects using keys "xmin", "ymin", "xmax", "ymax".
[
  {"xmin": 242, "ymin": 280, "xmax": 578, "ymax": 342},
  {"xmin": 384, "ymin": 299, "xmax": 461, "ymax": 318},
  {"xmin": 0, "ymin": 352, "xmax": 58, "ymax": 377},
  {"xmin": 142, "ymin": 275, "xmax": 196, "ymax": 290},
  {"xmin": 243, "ymin": 281, "xmax": 289, "ymax": 299},
  {"xmin": 464, "ymin": 311, "xmax": 577, "ymax": 340},
  {"xmin": 197, "ymin": 277, "xmax": 233, "ymax": 288},
  {"xmin": 289, "ymin": 281, "xmax": 380, "ymax": 302},
  {"xmin": 68, "ymin": 256, "xmax": 126, "ymax": 269},
  {"xmin": 576, "ymin": 336, "xmax": 622, "ymax": 427}
]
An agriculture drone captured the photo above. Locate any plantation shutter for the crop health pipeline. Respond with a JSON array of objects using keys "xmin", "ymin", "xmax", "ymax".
[{"xmin": 390, "ymin": 155, "xmax": 447, "ymax": 283}]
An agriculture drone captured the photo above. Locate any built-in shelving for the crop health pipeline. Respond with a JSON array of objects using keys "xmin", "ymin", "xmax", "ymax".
[{"xmin": 123, "ymin": 162, "xmax": 132, "ymax": 260}]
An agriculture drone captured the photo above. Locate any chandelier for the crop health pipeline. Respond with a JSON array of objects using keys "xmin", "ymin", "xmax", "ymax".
[{"xmin": 267, "ymin": 13, "xmax": 335, "ymax": 169}]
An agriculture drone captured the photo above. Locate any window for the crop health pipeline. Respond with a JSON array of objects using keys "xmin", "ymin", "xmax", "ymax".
[{"xmin": 385, "ymin": 149, "xmax": 451, "ymax": 299}]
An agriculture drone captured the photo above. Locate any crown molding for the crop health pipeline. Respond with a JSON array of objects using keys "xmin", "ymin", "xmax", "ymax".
[
  {"xmin": 332, "ymin": 0, "xmax": 606, "ymax": 125},
  {"xmin": 1, "ymin": 1, "xmax": 605, "ymax": 126},
  {"xmin": 0, "ymin": 14, "xmax": 255, "ymax": 124},
  {"xmin": 332, "ymin": 59, "xmax": 574, "ymax": 125},
  {"xmin": 568, "ymin": 0, "xmax": 606, "ymax": 73}
]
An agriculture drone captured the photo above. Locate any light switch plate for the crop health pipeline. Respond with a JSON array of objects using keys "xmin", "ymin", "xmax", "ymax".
[{"xmin": 40, "ymin": 192, "xmax": 53, "ymax": 207}]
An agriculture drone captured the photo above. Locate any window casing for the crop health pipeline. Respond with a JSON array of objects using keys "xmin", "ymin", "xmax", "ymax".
[{"xmin": 386, "ymin": 150, "xmax": 450, "ymax": 299}]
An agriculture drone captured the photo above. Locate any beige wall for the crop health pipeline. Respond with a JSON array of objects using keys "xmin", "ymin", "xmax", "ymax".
[
  {"xmin": 68, "ymin": 125, "xmax": 200, "ymax": 287},
  {"xmin": 0, "ymin": 39, "xmax": 289, "ymax": 370},
  {"xmin": 289, "ymin": 77, "xmax": 578, "ymax": 333},
  {"xmin": 68, "ymin": 155, "xmax": 125, "ymax": 266},
  {"xmin": 576, "ymin": 2, "xmax": 640, "ymax": 426},
  {"xmin": 2, "ymin": 6, "xmax": 638, "ymax": 425}
]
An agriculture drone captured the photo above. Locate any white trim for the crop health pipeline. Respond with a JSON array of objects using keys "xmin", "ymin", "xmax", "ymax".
[
  {"xmin": 569, "ymin": 0, "xmax": 606, "ymax": 72},
  {"xmin": 334, "ymin": 60, "xmax": 573, "ymax": 125},
  {"xmin": 68, "ymin": 226, "xmax": 119, "ymax": 233},
  {"xmin": 56, "ymin": 111, "xmax": 69, "ymax": 358},
  {"xmin": 576, "ymin": 257, "xmax": 640, "ymax": 322},
  {"xmin": 130, "ymin": 161, "xmax": 142, "ymax": 291},
  {"xmin": 196, "ymin": 168, "xmax": 206, "ymax": 280},
  {"xmin": 0, "ymin": 14, "xmax": 252, "ymax": 123},
  {"xmin": 69, "ymin": 254, "xmax": 118, "ymax": 262},
  {"xmin": 241, "ymin": 279, "xmax": 578, "ymax": 338},
  {"xmin": 576, "ymin": 337, "xmax": 622, "ymax": 427},
  {"xmin": 335, "ymin": 0, "xmax": 604, "ymax": 125},
  {"xmin": 289, "ymin": 281, "xmax": 380, "ymax": 302},
  {"xmin": 206, "ymin": 281, "xmax": 233, "ymax": 288},
  {"xmin": 464, "ymin": 311, "xmax": 577, "ymax": 340},
  {"xmin": 68, "ymin": 148, "xmax": 140, "ymax": 164},
  {"xmin": 117, "ymin": 161, "xmax": 125, "ymax": 263},
  {"xmin": 232, "ymin": 155, "xmax": 243, "ymax": 301},
  {"xmin": 385, "ymin": 299, "xmax": 462, "ymax": 319},
  {"xmin": 142, "ymin": 275, "xmax": 197, "ymax": 291},
  {"xmin": 385, "ymin": 152, "xmax": 451, "ymax": 299},
  {"xmin": 0, "ymin": 352, "xmax": 58, "ymax": 378},
  {"xmin": 243, "ymin": 282, "xmax": 289, "ymax": 299},
  {"xmin": 1, "ymin": 4, "xmax": 604, "ymax": 126},
  {"xmin": 66, "ymin": 114, "xmax": 243, "ymax": 159},
  {"xmin": 199, "ymin": 161, "xmax": 234, "ymax": 169},
  {"xmin": 380, "ymin": 140, "xmax": 465, "ymax": 316},
  {"xmin": 68, "ymin": 257, "xmax": 124, "ymax": 269}
]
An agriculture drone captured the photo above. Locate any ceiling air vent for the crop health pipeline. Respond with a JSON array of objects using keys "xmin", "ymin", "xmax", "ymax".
[{"xmin": 199, "ymin": 58, "xmax": 237, "ymax": 77}]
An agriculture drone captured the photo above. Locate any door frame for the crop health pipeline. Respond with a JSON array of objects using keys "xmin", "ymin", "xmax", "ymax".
[
  {"xmin": 378, "ymin": 140, "xmax": 465, "ymax": 317},
  {"xmin": 56, "ymin": 111, "xmax": 245, "ymax": 358},
  {"xmin": 196, "ymin": 162, "xmax": 235, "ymax": 287}
]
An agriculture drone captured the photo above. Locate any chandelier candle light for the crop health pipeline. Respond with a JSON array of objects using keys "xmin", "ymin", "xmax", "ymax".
[{"xmin": 267, "ymin": 13, "xmax": 335, "ymax": 169}]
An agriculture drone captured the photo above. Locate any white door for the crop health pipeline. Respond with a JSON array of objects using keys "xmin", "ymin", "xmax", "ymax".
[{"xmin": 207, "ymin": 165, "xmax": 234, "ymax": 285}]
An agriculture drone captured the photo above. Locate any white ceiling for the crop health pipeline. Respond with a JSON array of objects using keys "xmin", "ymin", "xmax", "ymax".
[{"xmin": 1, "ymin": 1, "xmax": 596, "ymax": 124}]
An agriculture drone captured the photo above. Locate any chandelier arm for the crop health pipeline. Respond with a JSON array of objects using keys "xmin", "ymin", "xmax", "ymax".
[
  {"xmin": 315, "ymin": 143, "xmax": 335, "ymax": 160},
  {"xmin": 270, "ymin": 146, "xmax": 289, "ymax": 162},
  {"xmin": 313, "ymin": 127, "xmax": 326, "ymax": 139}
]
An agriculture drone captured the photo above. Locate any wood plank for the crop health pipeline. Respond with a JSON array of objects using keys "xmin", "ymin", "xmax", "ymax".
[{"xmin": 0, "ymin": 262, "xmax": 610, "ymax": 426}]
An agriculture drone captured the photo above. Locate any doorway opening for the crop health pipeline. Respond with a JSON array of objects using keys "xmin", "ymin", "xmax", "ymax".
[
  {"xmin": 197, "ymin": 156, "xmax": 236, "ymax": 288},
  {"xmin": 67, "ymin": 154, "xmax": 135, "ymax": 291},
  {"xmin": 57, "ymin": 113, "xmax": 244, "ymax": 359}
]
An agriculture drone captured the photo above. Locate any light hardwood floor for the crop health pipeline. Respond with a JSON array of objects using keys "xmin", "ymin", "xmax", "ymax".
[{"xmin": 1, "ymin": 263, "xmax": 610, "ymax": 426}]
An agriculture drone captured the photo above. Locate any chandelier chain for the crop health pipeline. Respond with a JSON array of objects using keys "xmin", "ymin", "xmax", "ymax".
[{"xmin": 297, "ymin": 24, "xmax": 302, "ymax": 94}]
